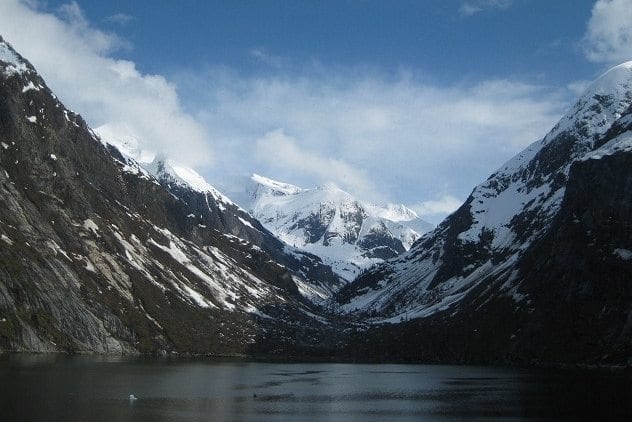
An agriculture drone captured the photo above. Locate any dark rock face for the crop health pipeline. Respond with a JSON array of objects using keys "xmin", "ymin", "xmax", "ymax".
[
  {"xmin": 513, "ymin": 145, "xmax": 632, "ymax": 363},
  {"xmin": 356, "ymin": 222, "xmax": 406, "ymax": 260},
  {"xmin": 336, "ymin": 150, "xmax": 632, "ymax": 365},
  {"xmin": 0, "ymin": 36, "xmax": 341, "ymax": 354},
  {"xmin": 290, "ymin": 208, "xmax": 336, "ymax": 245}
]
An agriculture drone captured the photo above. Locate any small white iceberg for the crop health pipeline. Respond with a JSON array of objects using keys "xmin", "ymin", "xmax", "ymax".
[{"xmin": 129, "ymin": 394, "xmax": 138, "ymax": 401}]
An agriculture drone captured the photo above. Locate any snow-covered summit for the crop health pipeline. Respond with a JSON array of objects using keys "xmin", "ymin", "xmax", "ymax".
[
  {"xmin": 95, "ymin": 124, "xmax": 235, "ymax": 207},
  {"xmin": 549, "ymin": 61, "xmax": 632, "ymax": 143},
  {"xmin": 0, "ymin": 37, "xmax": 29, "ymax": 76},
  {"xmin": 245, "ymin": 174, "xmax": 433, "ymax": 280},
  {"xmin": 457, "ymin": 60, "xmax": 632, "ymax": 248},
  {"xmin": 371, "ymin": 203, "xmax": 419, "ymax": 222},
  {"xmin": 95, "ymin": 124, "xmax": 155, "ymax": 163},
  {"xmin": 249, "ymin": 173, "xmax": 303, "ymax": 197}
]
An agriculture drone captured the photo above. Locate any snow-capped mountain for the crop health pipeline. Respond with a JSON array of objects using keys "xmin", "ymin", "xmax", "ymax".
[
  {"xmin": 244, "ymin": 174, "xmax": 434, "ymax": 280},
  {"xmin": 337, "ymin": 62, "xmax": 632, "ymax": 319},
  {"xmin": 95, "ymin": 124, "xmax": 234, "ymax": 205},
  {"xmin": 0, "ymin": 36, "xmax": 342, "ymax": 354},
  {"xmin": 96, "ymin": 121, "xmax": 345, "ymax": 304},
  {"xmin": 2, "ymin": 33, "xmax": 630, "ymax": 364},
  {"xmin": 334, "ymin": 62, "xmax": 632, "ymax": 363}
]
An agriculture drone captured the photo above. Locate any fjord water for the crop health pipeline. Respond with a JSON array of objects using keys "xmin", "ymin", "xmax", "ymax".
[{"xmin": 0, "ymin": 355, "xmax": 629, "ymax": 421}]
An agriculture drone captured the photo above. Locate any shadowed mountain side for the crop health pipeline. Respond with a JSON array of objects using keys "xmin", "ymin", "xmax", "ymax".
[{"xmin": 0, "ymin": 36, "xmax": 342, "ymax": 355}]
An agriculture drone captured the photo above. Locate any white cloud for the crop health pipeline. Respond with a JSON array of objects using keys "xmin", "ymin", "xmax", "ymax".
[
  {"xmin": 255, "ymin": 129, "xmax": 377, "ymax": 200},
  {"xmin": 459, "ymin": 0, "xmax": 513, "ymax": 16},
  {"xmin": 250, "ymin": 47, "xmax": 286, "ymax": 68},
  {"xmin": 566, "ymin": 80, "xmax": 592, "ymax": 97},
  {"xmin": 583, "ymin": 0, "xmax": 632, "ymax": 63},
  {"xmin": 0, "ymin": 0, "xmax": 571, "ymax": 223},
  {"xmin": 182, "ymin": 67, "xmax": 567, "ymax": 218},
  {"xmin": 104, "ymin": 13, "xmax": 134, "ymax": 26},
  {"xmin": 410, "ymin": 196, "xmax": 464, "ymax": 220},
  {"xmin": 0, "ymin": 0, "xmax": 211, "ymax": 167}
]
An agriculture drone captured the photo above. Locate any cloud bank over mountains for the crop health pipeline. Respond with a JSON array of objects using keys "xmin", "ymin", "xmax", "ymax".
[
  {"xmin": 186, "ymin": 68, "xmax": 567, "ymax": 215},
  {"xmin": 3, "ymin": 0, "xmax": 627, "ymax": 221}
]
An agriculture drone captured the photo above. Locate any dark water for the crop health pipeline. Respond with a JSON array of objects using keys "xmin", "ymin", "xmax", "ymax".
[{"xmin": 0, "ymin": 355, "xmax": 630, "ymax": 421}]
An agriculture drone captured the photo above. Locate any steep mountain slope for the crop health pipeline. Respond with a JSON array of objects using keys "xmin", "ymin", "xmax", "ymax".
[
  {"xmin": 96, "ymin": 136, "xmax": 345, "ymax": 302},
  {"xmin": 245, "ymin": 174, "xmax": 433, "ymax": 280},
  {"xmin": 334, "ymin": 63, "xmax": 632, "ymax": 363},
  {"xmin": 0, "ymin": 36, "xmax": 342, "ymax": 354}
]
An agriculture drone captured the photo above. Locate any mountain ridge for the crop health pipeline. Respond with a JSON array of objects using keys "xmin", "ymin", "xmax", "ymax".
[
  {"xmin": 0, "ymin": 35, "xmax": 344, "ymax": 354},
  {"xmin": 1, "ymin": 35, "xmax": 630, "ymax": 365}
]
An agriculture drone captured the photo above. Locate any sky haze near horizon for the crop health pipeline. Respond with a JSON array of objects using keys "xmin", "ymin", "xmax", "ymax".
[{"xmin": 1, "ymin": 0, "xmax": 631, "ymax": 223}]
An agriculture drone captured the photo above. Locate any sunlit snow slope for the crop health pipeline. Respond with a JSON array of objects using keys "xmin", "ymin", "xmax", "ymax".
[{"xmin": 245, "ymin": 174, "xmax": 433, "ymax": 281}]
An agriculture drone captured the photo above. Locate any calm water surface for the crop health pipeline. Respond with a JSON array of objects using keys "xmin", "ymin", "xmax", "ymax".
[{"xmin": 0, "ymin": 355, "xmax": 629, "ymax": 421}]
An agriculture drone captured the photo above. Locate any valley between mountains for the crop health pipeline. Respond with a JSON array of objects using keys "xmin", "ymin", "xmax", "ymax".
[{"xmin": 0, "ymin": 36, "xmax": 630, "ymax": 365}]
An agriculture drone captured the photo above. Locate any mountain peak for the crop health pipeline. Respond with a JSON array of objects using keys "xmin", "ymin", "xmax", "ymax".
[
  {"xmin": 0, "ymin": 36, "xmax": 30, "ymax": 77},
  {"xmin": 146, "ymin": 157, "xmax": 236, "ymax": 207},
  {"xmin": 548, "ymin": 60, "xmax": 632, "ymax": 144},
  {"xmin": 590, "ymin": 61, "xmax": 632, "ymax": 93},
  {"xmin": 95, "ymin": 124, "xmax": 155, "ymax": 163},
  {"xmin": 250, "ymin": 173, "xmax": 303, "ymax": 196},
  {"xmin": 374, "ymin": 203, "xmax": 420, "ymax": 221},
  {"xmin": 95, "ymin": 124, "xmax": 235, "ymax": 207},
  {"xmin": 244, "ymin": 175, "xmax": 433, "ymax": 280},
  {"xmin": 318, "ymin": 181, "xmax": 342, "ymax": 191}
]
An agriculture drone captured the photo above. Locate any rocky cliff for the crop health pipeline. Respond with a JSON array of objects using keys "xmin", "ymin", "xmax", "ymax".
[{"xmin": 0, "ymin": 36, "xmax": 342, "ymax": 355}]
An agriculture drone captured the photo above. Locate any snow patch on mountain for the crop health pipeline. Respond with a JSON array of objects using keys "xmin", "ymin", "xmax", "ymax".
[
  {"xmin": 583, "ymin": 110, "xmax": 632, "ymax": 160},
  {"xmin": 95, "ymin": 124, "xmax": 155, "ymax": 163}
]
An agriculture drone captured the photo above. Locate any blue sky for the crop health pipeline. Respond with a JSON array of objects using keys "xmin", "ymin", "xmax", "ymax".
[
  {"xmin": 64, "ymin": 0, "xmax": 595, "ymax": 83},
  {"xmin": 1, "ymin": 0, "xmax": 631, "ymax": 222}
]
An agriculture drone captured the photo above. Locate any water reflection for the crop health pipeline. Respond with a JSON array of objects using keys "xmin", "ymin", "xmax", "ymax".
[{"xmin": 0, "ymin": 355, "xmax": 629, "ymax": 421}]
